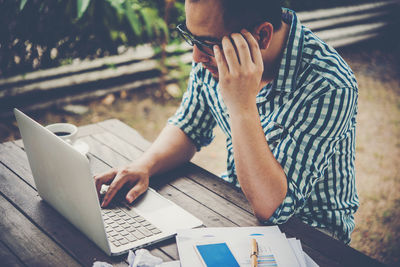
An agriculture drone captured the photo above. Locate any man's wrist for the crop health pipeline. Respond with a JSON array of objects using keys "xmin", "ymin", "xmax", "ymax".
[
  {"xmin": 228, "ymin": 102, "xmax": 259, "ymax": 121},
  {"xmin": 132, "ymin": 155, "xmax": 155, "ymax": 177}
]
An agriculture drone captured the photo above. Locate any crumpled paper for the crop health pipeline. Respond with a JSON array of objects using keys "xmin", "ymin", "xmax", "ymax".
[
  {"xmin": 129, "ymin": 249, "xmax": 163, "ymax": 267},
  {"xmin": 93, "ymin": 261, "xmax": 113, "ymax": 267},
  {"xmin": 92, "ymin": 248, "xmax": 165, "ymax": 267}
]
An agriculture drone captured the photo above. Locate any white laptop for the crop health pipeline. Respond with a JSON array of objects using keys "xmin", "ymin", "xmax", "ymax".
[{"xmin": 14, "ymin": 108, "xmax": 203, "ymax": 256}]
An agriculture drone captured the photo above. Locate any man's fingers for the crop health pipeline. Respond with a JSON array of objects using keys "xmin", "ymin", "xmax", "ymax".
[
  {"xmin": 221, "ymin": 36, "xmax": 240, "ymax": 72},
  {"xmin": 94, "ymin": 168, "xmax": 117, "ymax": 197},
  {"xmin": 101, "ymin": 172, "xmax": 126, "ymax": 207},
  {"xmin": 126, "ymin": 183, "xmax": 148, "ymax": 203},
  {"xmin": 230, "ymin": 33, "xmax": 252, "ymax": 67},
  {"xmin": 214, "ymin": 45, "xmax": 228, "ymax": 75},
  {"xmin": 241, "ymin": 29, "xmax": 263, "ymax": 67}
]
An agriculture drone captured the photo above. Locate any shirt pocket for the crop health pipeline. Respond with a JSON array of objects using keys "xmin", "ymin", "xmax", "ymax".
[{"xmin": 260, "ymin": 119, "xmax": 286, "ymax": 151}]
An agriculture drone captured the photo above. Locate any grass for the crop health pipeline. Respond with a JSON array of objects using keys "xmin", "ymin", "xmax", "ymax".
[
  {"xmin": 343, "ymin": 42, "xmax": 400, "ymax": 265},
  {"xmin": 0, "ymin": 40, "xmax": 399, "ymax": 266}
]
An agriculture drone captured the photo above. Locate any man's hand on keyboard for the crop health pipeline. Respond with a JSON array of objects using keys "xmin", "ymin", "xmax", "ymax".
[{"xmin": 94, "ymin": 163, "xmax": 150, "ymax": 207}]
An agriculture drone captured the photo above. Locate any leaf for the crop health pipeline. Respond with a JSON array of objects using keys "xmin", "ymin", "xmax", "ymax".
[
  {"xmin": 19, "ymin": 0, "xmax": 27, "ymax": 11},
  {"xmin": 124, "ymin": 1, "xmax": 141, "ymax": 36},
  {"xmin": 77, "ymin": 0, "xmax": 91, "ymax": 19},
  {"xmin": 106, "ymin": 0, "xmax": 125, "ymax": 15},
  {"xmin": 155, "ymin": 19, "xmax": 169, "ymax": 42},
  {"xmin": 139, "ymin": 8, "xmax": 157, "ymax": 38}
]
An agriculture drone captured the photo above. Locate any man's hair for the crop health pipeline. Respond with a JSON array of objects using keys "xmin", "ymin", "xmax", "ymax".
[{"xmin": 220, "ymin": 0, "xmax": 283, "ymax": 32}]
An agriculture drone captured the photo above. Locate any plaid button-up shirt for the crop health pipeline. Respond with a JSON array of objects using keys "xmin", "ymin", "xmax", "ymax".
[{"xmin": 168, "ymin": 9, "xmax": 359, "ymax": 243}]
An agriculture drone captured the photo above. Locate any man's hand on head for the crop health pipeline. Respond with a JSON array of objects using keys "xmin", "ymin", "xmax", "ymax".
[
  {"xmin": 94, "ymin": 164, "xmax": 150, "ymax": 208},
  {"xmin": 213, "ymin": 29, "xmax": 264, "ymax": 114}
]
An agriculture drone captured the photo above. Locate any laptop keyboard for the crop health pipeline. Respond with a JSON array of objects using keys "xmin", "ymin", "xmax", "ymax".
[{"xmin": 101, "ymin": 208, "xmax": 162, "ymax": 247}]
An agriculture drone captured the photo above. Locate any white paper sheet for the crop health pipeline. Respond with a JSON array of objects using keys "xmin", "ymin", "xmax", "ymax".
[
  {"xmin": 304, "ymin": 253, "xmax": 319, "ymax": 267},
  {"xmin": 176, "ymin": 226, "xmax": 300, "ymax": 267},
  {"xmin": 156, "ymin": 261, "xmax": 181, "ymax": 267},
  {"xmin": 288, "ymin": 238, "xmax": 319, "ymax": 267},
  {"xmin": 288, "ymin": 238, "xmax": 307, "ymax": 267}
]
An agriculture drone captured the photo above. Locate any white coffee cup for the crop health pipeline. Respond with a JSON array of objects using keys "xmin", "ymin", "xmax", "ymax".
[{"xmin": 45, "ymin": 123, "xmax": 78, "ymax": 144}]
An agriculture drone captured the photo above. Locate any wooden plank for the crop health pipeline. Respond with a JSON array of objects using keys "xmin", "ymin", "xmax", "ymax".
[
  {"xmin": 326, "ymin": 32, "xmax": 380, "ymax": 48},
  {"xmin": 92, "ymin": 132, "xmax": 143, "ymax": 161},
  {"xmin": 297, "ymin": 0, "xmax": 397, "ymax": 21},
  {"xmin": 0, "ymin": 45, "xmax": 156, "ymax": 87},
  {"xmin": 183, "ymin": 163, "xmax": 253, "ymax": 212},
  {"xmin": 0, "ymin": 240, "xmax": 25, "ymax": 267},
  {"xmin": 304, "ymin": 10, "xmax": 390, "ymax": 31},
  {"xmin": 151, "ymin": 174, "xmax": 238, "ymax": 228},
  {"xmin": 0, "ymin": 141, "xmax": 35, "ymax": 186},
  {"xmin": 0, "ymin": 194, "xmax": 81, "ymax": 267},
  {"xmin": 0, "ymin": 43, "xmax": 191, "ymax": 88},
  {"xmin": 301, "ymin": 245, "xmax": 342, "ymax": 267},
  {"xmin": 87, "ymin": 153, "xmax": 115, "ymax": 175},
  {"xmin": 168, "ymin": 177, "xmax": 259, "ymax": 226},
  {"xmin": 317, "ymin": 21, "xmax": 388, "ymax": 42},
  {"xmin": 0, "ymin": 47, "xmax": 191, "ymax": 100},
  {"xmin": 145, "ymin": 247, "xmax": 175, "ymax": 264},
  {"xmin": 280, "ymin": 218, "xmax": 385, "ymax": 267},
  {"xmin": 97, "ymin": 119, "xmax": 151, "ymax": 151},
  {"xmin": 0, "ymin": 60, "xmax": 158, "ymax": 98},
  {"xmin": 81, "ymin": 135, "xmax": 131, "ymax": 168},
  {"xmin": 77, "ymin": 123, "xmax": 105, "ymax": 139},
  {"xmin": 0, "ymin": 148, "xmax": 128, "ymax": 266}
]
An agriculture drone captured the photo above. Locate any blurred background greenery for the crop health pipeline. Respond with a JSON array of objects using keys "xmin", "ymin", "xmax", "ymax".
[{"xmin": 0, "ymin": 0, "xmax": 378, "ymax": 77}]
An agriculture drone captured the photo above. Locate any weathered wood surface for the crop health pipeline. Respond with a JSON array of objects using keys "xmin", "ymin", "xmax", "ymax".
[{"xmin": 0, "ymin": 119, "xmax": 385, "ymax": 266}]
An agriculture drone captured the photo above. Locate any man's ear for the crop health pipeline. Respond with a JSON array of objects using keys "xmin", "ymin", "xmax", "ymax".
[{"xmin": 254, "ymin": 22, "xmax": 273, "ymax": 50}]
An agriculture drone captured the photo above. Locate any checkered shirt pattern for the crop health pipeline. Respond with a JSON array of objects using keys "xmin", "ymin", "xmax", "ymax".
[{"xmin": 168, "ymin": 9, "xmax": 359, "ymax": 244}]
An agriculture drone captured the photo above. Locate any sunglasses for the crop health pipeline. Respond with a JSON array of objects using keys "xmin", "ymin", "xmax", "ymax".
[{"xmin": 176, "ymin": 23, "xmax": 221, "ymax": 57}]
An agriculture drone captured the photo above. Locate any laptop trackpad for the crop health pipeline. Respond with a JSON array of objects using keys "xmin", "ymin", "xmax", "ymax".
[{"xmin": 131, "ymin": 189, "xmax": 173, "ymax": 213}]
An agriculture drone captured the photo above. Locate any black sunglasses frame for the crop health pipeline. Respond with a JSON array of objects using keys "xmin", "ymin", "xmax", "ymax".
[{"xmin": 176, "ymin": 23, "xmax": 221, "ymax": 57}]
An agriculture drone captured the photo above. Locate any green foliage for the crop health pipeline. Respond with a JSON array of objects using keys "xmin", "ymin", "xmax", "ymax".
[
  {"xmin": 0, "ymin": 0, "xmax": 376, "ymax": 77},
  {"xmin": 19, "ymin": 0, "xmax": 27, "ymax": 11},
  {"xmin": 283, "ymin": 0, "xmax": 376, "ymax": 11},
  {"xmin": 0, "ymin": 0, "xmax": 185, "ymax": 77},
  {"xmin": 77, "ymin": 0, "xmax": 91, "ymax": 19}
]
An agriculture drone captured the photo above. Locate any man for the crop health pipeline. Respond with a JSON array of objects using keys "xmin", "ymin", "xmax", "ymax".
[{"xmin": 95, "ymin": 0, "xmax": 359, "ymax": 244}]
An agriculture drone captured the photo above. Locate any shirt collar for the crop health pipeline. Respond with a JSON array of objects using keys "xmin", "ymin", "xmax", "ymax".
[{"xmin": 256, "ymin": 8, "xmax": 304, "ymax": 103}]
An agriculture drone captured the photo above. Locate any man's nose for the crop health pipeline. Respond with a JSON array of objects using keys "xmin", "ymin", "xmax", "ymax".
[{"xmin": 192, "ymin": 44, "xmax": 209, "ymax": 63}]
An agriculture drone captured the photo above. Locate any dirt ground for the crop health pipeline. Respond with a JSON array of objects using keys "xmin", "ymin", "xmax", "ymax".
[{"xmin": 0, "ymin": 40, "xmax": 399, "ymax": 266}]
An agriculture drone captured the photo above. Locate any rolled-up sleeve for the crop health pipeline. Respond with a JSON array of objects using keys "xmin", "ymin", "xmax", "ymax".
[
  {"xmin": 168, "ymin": 63, "xmax": 217, "ymax": 151},
  {"xmin": 267, "ymin": 86, "xmax": 358, "ymax": 223}
]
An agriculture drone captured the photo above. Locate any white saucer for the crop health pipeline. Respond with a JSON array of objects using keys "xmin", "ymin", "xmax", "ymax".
[{"xmin": 73, "ymin": 140, "xmax": 90, "ymax": 156}]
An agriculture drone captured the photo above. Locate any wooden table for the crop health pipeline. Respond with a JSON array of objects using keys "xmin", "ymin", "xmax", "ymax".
[{"xmin": 0, "ymin": 119, "xmax": 383, "ymax": 267}]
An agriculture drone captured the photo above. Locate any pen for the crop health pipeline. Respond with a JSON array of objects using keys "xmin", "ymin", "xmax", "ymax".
[{"xmin": 251, "ymin": 238, "xmax": 258, "ymax": 267}]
